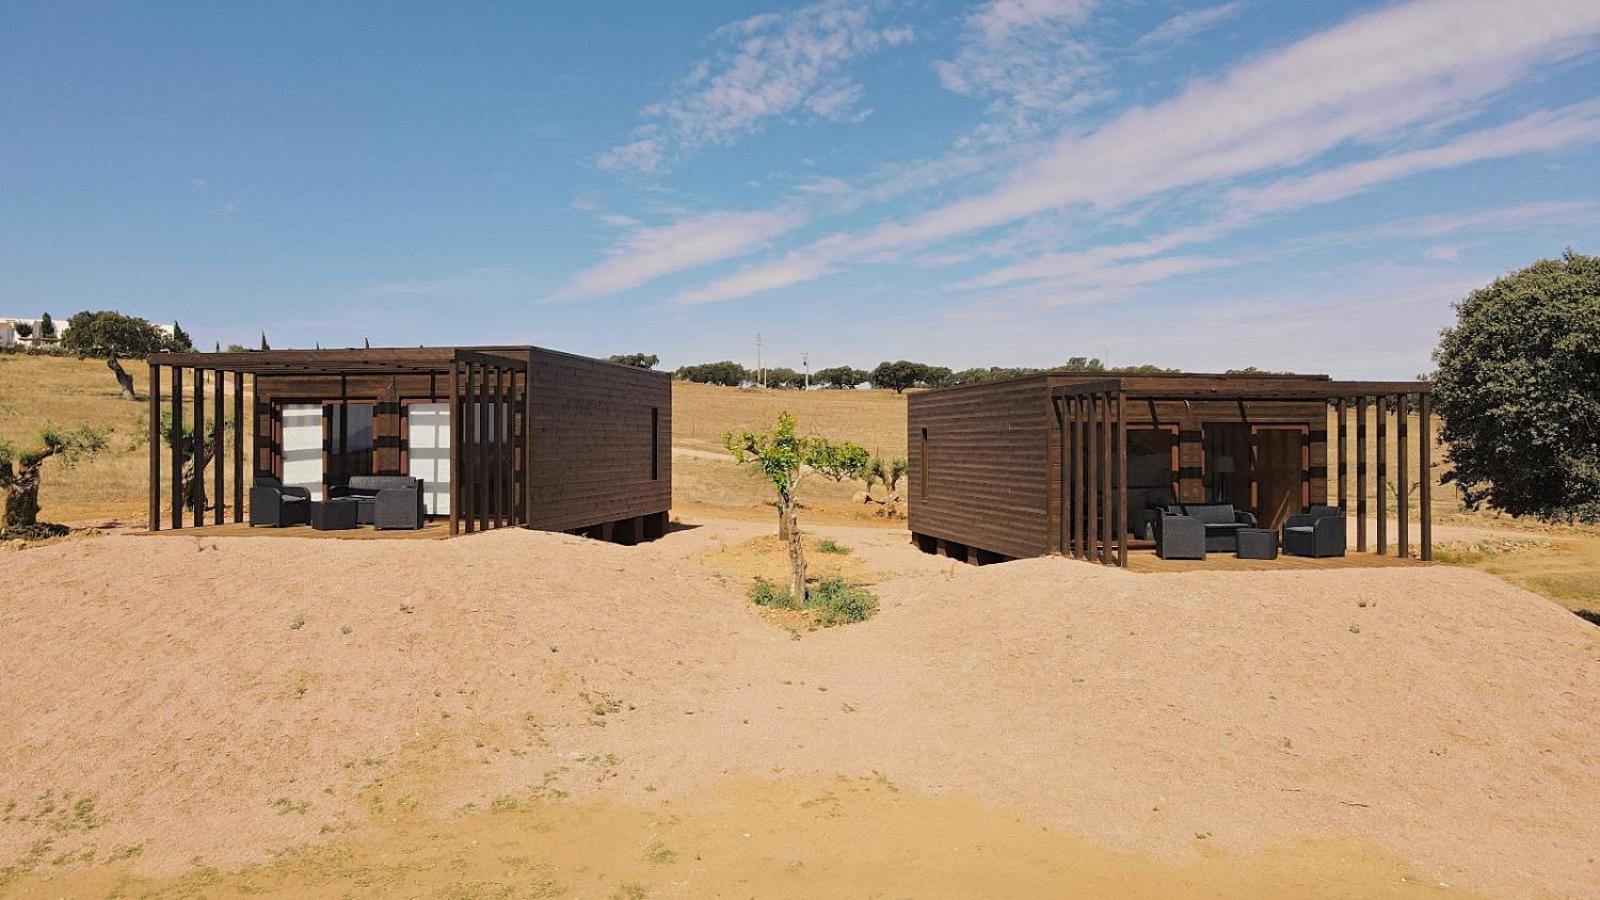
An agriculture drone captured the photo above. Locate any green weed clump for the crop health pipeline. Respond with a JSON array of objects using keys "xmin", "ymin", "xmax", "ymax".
[
  {"xmin": 815, "ymin": 537, "xmax": 851, "ymax": 555},
  {"xmin": 808, "ymin": 578, "xmax": 878, "ymax": 626},
  {"xmin": 748, "ymin": 577, "xmax": 798, "ymax": 610}
]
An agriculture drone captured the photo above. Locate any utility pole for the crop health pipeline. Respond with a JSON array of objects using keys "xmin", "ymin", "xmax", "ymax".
[
  {"xmin": 756, "ymin": 332, "xmax": 765, "ymax": 388},
  {"xmin": 802, "ymin": 351, "xmax": 809, "ymax": 390}
]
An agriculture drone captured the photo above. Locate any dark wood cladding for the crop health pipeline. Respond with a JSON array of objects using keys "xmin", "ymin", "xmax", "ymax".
[
  {"xmin": 907, "ymin": 375, "xmax": 1052, "ymax": 560},
  {"xmin": 526, "ymin": 348, "xmax": 671, "ymax": 533},
  {"xmin": 909, "ymin": 372, "xmax": 1432, "ymax": 566},
  {"xmin": 148, "ymin": 345, "xmax": 670, "ymax": 539}
]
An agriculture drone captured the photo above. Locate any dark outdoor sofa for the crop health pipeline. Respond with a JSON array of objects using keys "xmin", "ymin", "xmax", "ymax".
[
  {"xmin": 249, "ymin": 476, "xmax": 310, "ymax": 527},
  {"xmin": 1154, "ymin": 512, "xmax": 1206, "ymax": 559},
  {"xmin": 1282, "ymin": 504, "xmax": 1346, "ymax": 557},
  {"xmin": 1162, "ymin": 503, "xmax": 1257, "ymax": 553},
  {"xmin": 329, "ymin": 475, "xmax": 426, "ymax": 530}
]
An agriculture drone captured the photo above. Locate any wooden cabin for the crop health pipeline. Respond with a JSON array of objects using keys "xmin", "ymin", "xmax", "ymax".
[
  {"xmin": 146, "ymin": 346, "xmax": 670, "ymax": 540},
  {"xmin": 907, "ymin": 372, "xmax": 1433, "ymax": 567}
]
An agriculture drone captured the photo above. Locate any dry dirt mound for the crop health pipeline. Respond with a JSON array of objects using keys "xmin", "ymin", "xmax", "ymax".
[{"xmin": 3, "ymin": 522, "xmax": 1599, "ymax": 898}]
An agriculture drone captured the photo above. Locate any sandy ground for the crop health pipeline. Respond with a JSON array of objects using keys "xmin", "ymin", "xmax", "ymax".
[{"xmin": 3, "ymin": 519, "xmax": 1599, "ymax": 898}]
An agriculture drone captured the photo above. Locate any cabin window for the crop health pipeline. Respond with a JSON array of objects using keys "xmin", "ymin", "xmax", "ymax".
[
  {"xmin": 919, "ymin": 428, "xmax": 928, "ymax": 500},
  {"xmin": 651, "ymin": 407, "xmax": 660, "ymax": 480}
]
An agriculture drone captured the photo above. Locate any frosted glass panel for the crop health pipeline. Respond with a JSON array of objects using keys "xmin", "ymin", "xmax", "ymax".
[
  {"xmin": 281, "ymin": 403, "xmax": 324, "ymax": 501},
  {"xmin": 407, "ymin": 403, "xmax": 450, "ymax": 516}
]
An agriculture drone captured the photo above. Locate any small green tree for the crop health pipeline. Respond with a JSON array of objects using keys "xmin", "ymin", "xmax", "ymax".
[
  {"xmin": 606, "ymin": 353, "xmax": 660, "ymax": 369},
  {"xmin": 38, "ymin": 313, "xmax": 55, "ymax": 340},
  {"xmin": 159, "ymin": 409, "xmax": 234, "ymax": 514},
  {"xmin": 814, "ymin": 366, "xmax": 868, "ymax": 388},
  {"xmin": 170, "ymin": 321, "xmax": 194, "ymax": 351},
  {"xmin": 675, "ymin": 361, "xmax": 749, "ymax": 386},
  {"xmin": 0, "ymin": 425, "xmax": 109, "ymax": 538},
  {"xmin": 725, "ymin": 413, "xmax": 869, "ymax": 601},
  {"xmin": 1433, "ymin": 250, "xmax": 1600, "ymax": 522},
  {"xmin": 61, "ymin": 310, "xmax": 173, "ymax": 400}
]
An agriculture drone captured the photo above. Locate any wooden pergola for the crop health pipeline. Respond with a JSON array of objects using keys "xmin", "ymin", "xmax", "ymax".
[
  {"xmin": 1052, "ymin": 376, "xmax": 1435, "ymax": 568},
  {"xmin": 146, "ymin": 348, "xmax": 531, "ymax": 537}
]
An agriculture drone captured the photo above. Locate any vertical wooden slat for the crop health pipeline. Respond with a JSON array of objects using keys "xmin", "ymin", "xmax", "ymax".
[
  {"xmin": 1397, "ymin": 394, "xmax": 1409, "ymax": 558},
  {"xmin": 171, "ymin": 367, "xmax": 183, "ymax": 529},
  {"xmin": 524, "ymin": 350, "xmax": 536, "ymax": 527},
  {"xmin": 1376, "ymin": 396, "xmax": 1389, "ymax": 555},
  {"xmin": 464, "ymin": 364, "xmax": 476, "ymax": 533},
  {"xmin": 1086, "ymin": 395, "xmax": 1099, "ymax": 564},
  {"xmin": 1116, "ymin": 390, "xmax": 1128, "ymax": 568},
  {"xmin": 233, "ymin": 372, "xmax": 244, "ymax": 523},
  {"xmin": 210, "ymin": 371, "xmax": 222, "ymax": 525},
  {"xmin": 492, "ymin": 368, "xmax": 504, "ymax": 529},
  {"xmin": 192, "ymin": 368, "xmax": 204, "ymax": 528},
  {"xmin": 1056, "ymin": 398, "xmax": 1068, "ymax": 557},
  {"xmin": 448, "ymin": 361, "xmax": 460, "ymax": 536},
  {"xmin": 501, "ymin": 368, "xmax": 513, "ymax": 529},
  {"xmin": 1068, "ymin": 398, "xmax": 1079, "ymax": 558},
  {"xmin": 148, "ymin": 363, "xmax": 161, "ymax": 531},
  {"xmin": 1099, "ymin": 393, "xmax": 1112, "ymax": 565},
  {"xmin": 473, "ymin": 361, "xmax": 486, "ymax": 531},
  {"xmin": 1356, "ymin": 396, "xmax": 1368, "ymax": 553},
  {"xmin": 1336, "ymin": 398, "xmax": 1348, "ymax": 513},
  {"xmin": 337, "ymin": 375, "xmax": 348, "ymax": 488},
  {"xmin": 1419, "ymin": 392, "xmax": 1433, "ymax": 561}
]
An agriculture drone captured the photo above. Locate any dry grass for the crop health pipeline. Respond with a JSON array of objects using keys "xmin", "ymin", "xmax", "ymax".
[
  {"xmin": 0, "ymin": 353, "xmax": 254, "ymax": 527},
  {"xmin": 672, "ymin": 381, "xmax": 907, "ymax": 455}
]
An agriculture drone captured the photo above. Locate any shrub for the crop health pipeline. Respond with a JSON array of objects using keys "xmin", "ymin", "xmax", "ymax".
[
  {"xmin": 815, "ymin": 537, "xmax": 850, "ymax": 555},
  {"xmin": 807, "ymin": 578, "xmax": 878, "ymax": 626},
  {"xmin": 748, "ymin": 577, "xmax": 798, "ymax": 610}
]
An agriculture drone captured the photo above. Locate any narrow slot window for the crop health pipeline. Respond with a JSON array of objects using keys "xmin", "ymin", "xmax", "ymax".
[
  {"xmin": 651, "ymin": 407, "xmax": 660, "ymax": 480},
  {"xmin": 919, "ymin": 427, "xmax": 928, "ymax": 500}
]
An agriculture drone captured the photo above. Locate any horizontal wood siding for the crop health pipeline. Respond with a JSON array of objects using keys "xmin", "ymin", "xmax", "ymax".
[
  {"xmin": 527, "ymin": 349, "xmax": 671, "ymax": 533},
  {"xmin": 907, "ymin": 376, "xmax": 1051, "ymax": 559}
]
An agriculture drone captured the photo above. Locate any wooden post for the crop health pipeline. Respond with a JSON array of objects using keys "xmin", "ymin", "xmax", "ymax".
[
  {"xmin": 192, "ymin": 367, "xmax": 205, "ymax": 527},
  {"xmin": 233, "ymin": 372, "xmax": 244, "ymax": 523},
  {"xmin": 1068, "ymin": 398, "xmax": 1080, "ymax": 559},
  {"xmin": 1336, "ymin": 398, "xmax": 1348, "ymax": 514},
  {"xmin": 1376, "ymin": 397, "xmax": 1388, "ymax": 555},
  {"xmin": 1100, "ymin": 393, "xmax": 1113, "ymax": 566},
  {"xmin": 148, "ymin": 363, "xmax": 161, "ymax": 531},
  {"xmin": 494, "ymin": 368, "xmax": 506, "ymax": 529},
  {"xmin": 1397, "ymin": 394, "xmax": 1409, "ymax": 558},
  {"xmin": 1056, "ymin": 397, "xmax": 1068, "ymax": 557},
  {"xmin": 211, "ymin": 371, "xmax": 224, "ymax": 525},
  {"xmin": 501, "ymin": 367, "xmax": 512, "ymax": 528},
  {"xmin": 448, "ymin": 361, "xmax": 460, "ymax": 536},
  {"xmin": 1419, "ymin": 392, "xmax": 1433, "ymax": 561},
  {"xmin": 1116, "ymin": 390, "xmax": 1128, "ymax": 568},
  {"xmin": 1356, "ymin": 396, "xmax": 1368, "ymax": 553}
]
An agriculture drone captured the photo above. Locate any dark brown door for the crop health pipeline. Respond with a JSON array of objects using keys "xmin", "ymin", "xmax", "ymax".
[{"xmin": 1252, "ymin": 426, "xmax": 1308, "ymax": 530}]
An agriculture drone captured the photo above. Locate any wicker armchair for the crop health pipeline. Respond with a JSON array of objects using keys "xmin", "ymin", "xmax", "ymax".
[
  {"xmin": 1282, "ymin": 505, "xmax": 1346, "ymax": 557},
  {"xmin": 1155, "ymin": 513, "xmax": 1205, "ymax": 560},
  {"xmin": 249, "ymin": 476, "xmax": 311, "ymax": 527}
]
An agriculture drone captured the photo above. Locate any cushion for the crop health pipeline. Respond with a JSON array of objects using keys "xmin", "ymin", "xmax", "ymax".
[
  {"xmin": 1183, "ymin": 504, "xmax": 1237, "ymax": 525},
  {"xmin": 346, "ymin": 475, "xmax": 418, "ymax": 493},
  {"xmin": 1285, "ymin": 525, "xmax": 1314, "ymax": 534}
]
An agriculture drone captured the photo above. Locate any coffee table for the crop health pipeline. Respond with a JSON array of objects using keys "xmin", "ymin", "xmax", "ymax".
[
  {"xmin": 309, "ymin": 499, "xmax": 359, "ymax": 531},
  {"xmin": 1235, "ymin": 528, "xmax": 1278, "ymax": 560}
]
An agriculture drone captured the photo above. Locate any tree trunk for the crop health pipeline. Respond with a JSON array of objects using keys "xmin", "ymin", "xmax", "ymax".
[
  {"xmin": 3, "ymin": 462, "xmax": 43, "ymax": 528},
  {"xmin": 180, "ymin": 437, "xmax": 215, "ymax": 512},
  {"xmin": 783, "ymin": 497, "xmax": 806, "ymax": 603},
  {"xmin": 776, "ymin": 503, "xmax": 790, "ymax": 541},
  {"xmin": 107, "ymin": 355, "xmax": 136, "ymax": 401}
]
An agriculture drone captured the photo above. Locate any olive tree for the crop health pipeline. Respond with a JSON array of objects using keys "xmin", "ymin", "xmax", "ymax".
[
  {"xmin": 725, "ymin": 412, "xmax": 870, "ymax": 601},
  {"xmin": 60, "ymin": 310, "xmax": 174, "ymax": 400},
  {"xmin": 0, "ymin": 425, "xmax": 109, "ymax": 538},
  {"xmin": 1432, "ymin": 250, "xmax": 1600, "ymax": 522}
]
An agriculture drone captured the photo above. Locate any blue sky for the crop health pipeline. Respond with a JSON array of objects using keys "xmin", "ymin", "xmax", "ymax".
[{"xmin": 3, "ymin": 0, "xmax": 1598, "ymax": 377}]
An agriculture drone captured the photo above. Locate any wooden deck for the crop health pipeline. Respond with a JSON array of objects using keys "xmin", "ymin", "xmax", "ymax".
[
  {"xmin": 1124, "ymin": 549, "xmax": 1430, "ymax": 573},
  {"xmin": 135, "ymin": 519, "xmax": 453, "ymax": 541}
]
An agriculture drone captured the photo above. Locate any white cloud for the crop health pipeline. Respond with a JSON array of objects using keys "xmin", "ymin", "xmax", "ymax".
[
  {"xmin": 551, "ymin": 209, "xmax": 805, "ymax": 300},
  {"xmin": 1422, "ymin": 244, "xmax": 1462, "ymax": 262},
  {"xmin": 933, "ymin": 0, "xmax": 1103, "ymax": 140},
  {"xmin": 1132, "ymin": 2, "xmax": 1243, "ymax": 51},
  {"xmin": 866, "ymin": 0, "xmax": 1600, "ymax": 256},
  {"xmin": 673, "ymin": 251, "xmax": 836, "ymax": 304},
  {"xmin": 673, "ymin": 0, "xmax": 1600, "ymax": 304},
  {"xmin": 598, "ymin": 0, "xmax": 913, "ymax": 172}
]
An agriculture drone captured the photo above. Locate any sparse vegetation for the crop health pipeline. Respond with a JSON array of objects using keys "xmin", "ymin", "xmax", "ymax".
[
  {"xmin": 748, "ymin": 575, "xmax": 877, "ymax": 627},
  {"xmin": 816, "ymin": 537, "xmax": 851, "ymax": 555},
  {"xmin": 0, "ymin": 424, "xmax": 109, "ymax": 539}
]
